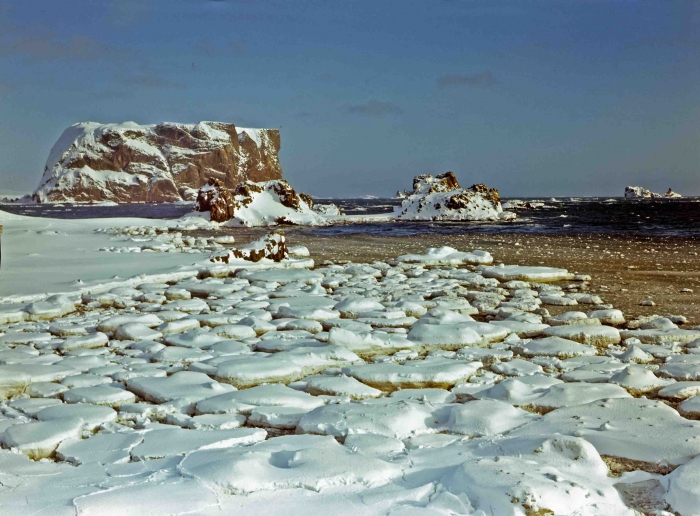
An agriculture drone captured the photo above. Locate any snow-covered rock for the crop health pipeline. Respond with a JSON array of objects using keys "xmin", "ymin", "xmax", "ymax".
[
  {"xmin": 393, "ymin": 172, "xmax": 514, "ymax": 221},
  {"xmin": 624, "ymin": 186, "xmax": 660, "ymax": 199},
  {"xmin": 210, "ymin": 232, "xmax": 288, "ymax": 263},
  {"xmin": 624, "ymin": 186, "xmax": 682, "ymax": 199},
  {"xmin": 195, "ymin": 179, "xmax": 325, "ymax": 226},
  {"xmin": 193, "ymin": 178, "xmax": 236, "ymax": 223},
  {"xmin": 34, "ymin": 121, "xmax": 282, "ymax": 203}
]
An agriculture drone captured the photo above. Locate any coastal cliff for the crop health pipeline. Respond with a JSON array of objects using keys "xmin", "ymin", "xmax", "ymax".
[{"xmin": 33, "ymin": 121, "xmax": 282, "ymax": 203}]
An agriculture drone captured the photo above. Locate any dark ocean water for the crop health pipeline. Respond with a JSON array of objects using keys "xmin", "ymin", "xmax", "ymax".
[
  {"xmin": 2, "ymin": 197, "xmax": 699, "ymax": 237},
  {"xmin": 306, "ymin": 197, "xmax": 700, "ymax": 238}
]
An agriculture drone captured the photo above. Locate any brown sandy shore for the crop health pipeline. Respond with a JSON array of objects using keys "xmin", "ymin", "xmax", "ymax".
[{"xmin": 203, "ymin": 226, "xmax": 700, "ymax": 326}]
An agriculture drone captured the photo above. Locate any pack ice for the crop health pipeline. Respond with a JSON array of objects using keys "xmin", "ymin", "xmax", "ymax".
[{"xmin": 1, "ymin": 238, "xmax": 700, "ymax": 515}]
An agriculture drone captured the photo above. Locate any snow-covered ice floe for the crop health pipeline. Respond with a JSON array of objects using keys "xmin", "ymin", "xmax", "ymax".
[
  {"xmin": 480, "ymin": 264, "xmax": 575, "ymax": 282},
  {"xmin": 1, "ymin": 237, "xmax": 699, "ymax": 515},
  {"xmin": 396, "ymin": 246, "xmax": 493, "ymax": 265}
]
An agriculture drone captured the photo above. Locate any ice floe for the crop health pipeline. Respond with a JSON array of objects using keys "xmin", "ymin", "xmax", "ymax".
[{"xmin": 0, "ymin": 239, "xmax": 698, "ymax": 514}]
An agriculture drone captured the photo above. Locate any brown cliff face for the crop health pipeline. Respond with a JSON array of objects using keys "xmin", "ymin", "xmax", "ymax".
[{"xmin": 33, "ymin": 121, "xmax": 283, "ymax": 203}]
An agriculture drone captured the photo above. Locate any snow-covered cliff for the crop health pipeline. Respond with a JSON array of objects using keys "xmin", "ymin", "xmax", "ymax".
[{"xmin": 33, "ymin": 121, "xmax": 282, "ymax": 203}]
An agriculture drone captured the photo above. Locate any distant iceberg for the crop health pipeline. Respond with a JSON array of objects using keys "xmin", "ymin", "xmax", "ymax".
[{"xmin": 625, "ymin": 186, "xmax": 682, "ymax": 199}]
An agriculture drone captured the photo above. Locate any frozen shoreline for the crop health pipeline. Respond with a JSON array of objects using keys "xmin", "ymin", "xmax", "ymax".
[
  {"xmin": 0, "ymin": 211, "xmax": 700, "ymax": 513},
  {"xmin": 0, "ymin": 211, "xmax": 311, "ymax": 303}
]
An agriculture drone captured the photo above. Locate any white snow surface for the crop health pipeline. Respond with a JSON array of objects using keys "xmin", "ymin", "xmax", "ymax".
[
  {"xmin": 0, "ymin": 210, "xmax": 311, "ymax": 303},
  {"xmin": 0, "ymin": 238, "xmax": 697, "ymax": 515}
]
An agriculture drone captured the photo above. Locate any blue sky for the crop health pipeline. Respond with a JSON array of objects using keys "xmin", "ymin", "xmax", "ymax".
[{"xmin": 0, "ymin": 0, "xmax": 698, "ymax": 197}]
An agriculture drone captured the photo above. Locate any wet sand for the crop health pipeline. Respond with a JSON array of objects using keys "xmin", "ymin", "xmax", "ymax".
[{"xmin": 212, "ymin": 226, "xmax": 700, "ymax": 326}]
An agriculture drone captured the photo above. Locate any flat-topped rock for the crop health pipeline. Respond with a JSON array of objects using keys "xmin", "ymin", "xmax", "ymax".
[{"xmin": 34, "ymin": 121, "xmax": 282, "ymax": 203}]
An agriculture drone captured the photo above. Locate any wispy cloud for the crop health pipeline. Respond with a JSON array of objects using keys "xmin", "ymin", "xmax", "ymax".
[
  {"xmin": 437, "ymin": 71, "xmax": 495, "ymax": 88},
  {"xmin": 346, "ymin": 101, "xmax": 403, "ymax": 117},
  {"xmin": 0, "ymin": 26, "xmax": 112, "ymax": 62}
]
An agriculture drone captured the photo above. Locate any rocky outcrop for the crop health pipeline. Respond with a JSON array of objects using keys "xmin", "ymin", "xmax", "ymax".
[
  {"xmin": 393, "ymin": 172, "xmax": 514, "ymax": 221},
  {"xmin": 195, "ymin": 178, "xmax": 236, "ymax": 223},
  {"xmin": 624, "ymin": 186, "xmax": 682, "ymax": 199},
  {"xmin": 210, "ymin": 232, "xmax": 288, "ymax": 263},
  {"xmin": 194, "ymin": 179, "xmax": 326, "ymax": 227},
  {"xmin": 33, "ymin": 121, "xmax": 283, "ymax": 203},
  {"xmin": 625, "ymin": 186, "xmax": 661, "ymax": 199}
]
